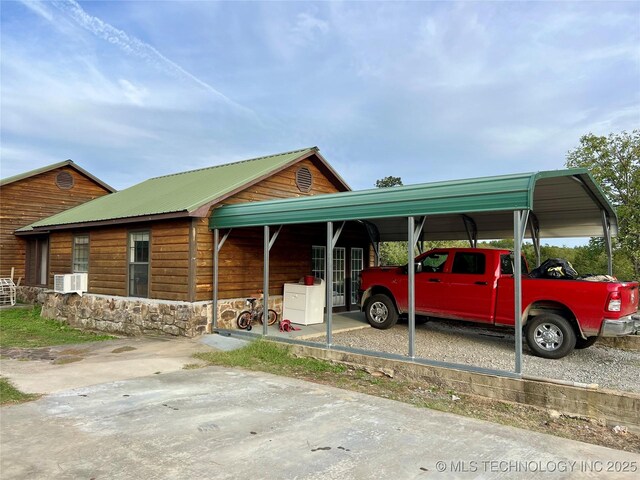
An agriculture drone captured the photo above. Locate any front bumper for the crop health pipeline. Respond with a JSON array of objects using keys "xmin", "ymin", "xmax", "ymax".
[{"xmin": 601, "ymin": 313, "xmax": 640, "ymax": 337}]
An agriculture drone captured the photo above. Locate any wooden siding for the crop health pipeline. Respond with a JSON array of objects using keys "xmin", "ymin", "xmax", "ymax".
[
  {"xmin": 149, "ymin": 220, "xmax": 191, "ymax": 301},
  {"xmin": 49, "ymin": 231, "xmax": 74, "ymax": 283},
  {"xmin": 50, "ymin": 220, "xmax": 193, "ymax": 301},
  {"xmin": 88, "ymin": 227, "xmax": 128, "ymax": 296},
  {"xmin": 195, "ymin": 157, "xmax": 357, "ymax": 301},
  {"xmin": 1, "ymin": 166, "xmax": 111, "ymax": 284}
]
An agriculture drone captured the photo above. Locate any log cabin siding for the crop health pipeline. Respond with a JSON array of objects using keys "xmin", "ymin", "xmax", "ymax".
[
  {"xmin": 1, "ymin": 166, "xmax": 111, "ymax": 283},
  {"xmin": 49, "ymin": 231, "xmax": 74, "ymax": 284},
  {"xmin": 149, "ymin": 220, "xmax": 191, "ymax": 301},
  {"xmin": 88, "ymin": 227, "xmax": 128, "ymax": 296}
]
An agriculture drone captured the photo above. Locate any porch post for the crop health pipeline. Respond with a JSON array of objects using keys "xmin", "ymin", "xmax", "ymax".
[
  {"xmin": 263, "ymin": 225, "xmax": 270, "ymax": 336},
  {"xmin": 513, "ymin": 210, "xmax": 528, "ymax": 375},
  {"xmin": 212, "ymin": 228, "xmax": 219, "ymax": 331},
  {"xmin": 407, "ymin": 216, "xmax": 416, "ymax": 358},
  {"xmin": 326, "ymin": 221, "xmax": 334, "ymax": 347}
]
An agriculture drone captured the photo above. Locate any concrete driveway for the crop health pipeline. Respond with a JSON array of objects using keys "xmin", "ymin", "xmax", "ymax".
[
  {"xmin": 0, "ymin": 336, "xmax": 213, "ymax": 394},
  {"xmin": 1, "ymin": 360, "xmax": 639, "ymax": 479}
]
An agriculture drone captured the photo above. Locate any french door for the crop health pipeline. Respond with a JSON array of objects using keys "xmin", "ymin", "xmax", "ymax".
[{"xmin": 312, "ymin": 246, "xmax": 363, "ymax": 309}]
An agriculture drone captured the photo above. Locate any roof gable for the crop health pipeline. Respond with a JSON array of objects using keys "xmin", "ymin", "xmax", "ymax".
[
  {"xmin": 21, "ymin": 147, "xmax": 347, "ymax": 231},
  {"xmin": 1, "ymin": 160, "xmax": 115, "ymax": 193}
]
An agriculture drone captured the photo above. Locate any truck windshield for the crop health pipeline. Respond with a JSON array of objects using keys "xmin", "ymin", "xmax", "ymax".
[{"xmin": 500, "ymin": 254, "xmax": 529, "ymax": 275}]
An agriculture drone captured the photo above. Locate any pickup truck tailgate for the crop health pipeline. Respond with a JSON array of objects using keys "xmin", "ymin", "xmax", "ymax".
[{"xmin": 619, "ymin": 283, "xmax": 639, "ymax": 316}]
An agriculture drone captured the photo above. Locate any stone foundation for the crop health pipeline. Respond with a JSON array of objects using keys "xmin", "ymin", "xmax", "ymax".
[
  {"xmin": 16, "ymin": 287, "xmax": 282, "ymax": 336},
  {"xmin": 41, "ymin": 292, "xmax": 211, "ymax": 337},
  {"xmin": 16, "ymin": 286, "xmax": 49, "ymax": 305},
  {"xmin": 216, "ymin": 296, "xmax": 283, "ymax": 330}
]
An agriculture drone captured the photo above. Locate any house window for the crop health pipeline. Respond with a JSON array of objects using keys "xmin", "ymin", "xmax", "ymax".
[
  {"xmin": 72, "ymin": 235, "xmax": 89, "ymax": 273},
  {"xmin": 350, "ymin": 248, "xmax": 364, "ymax": 305},
  {"xmin": 129, "ymin": 231, "xmax": 149, "ymax": 297},
  {"xmin": 26, "ymin": 237, "xmax": 48, "ymax": 286}
]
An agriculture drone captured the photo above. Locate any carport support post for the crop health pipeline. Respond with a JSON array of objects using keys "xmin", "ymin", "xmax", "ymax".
[
  {"xmin": 326, "ymin": 222, "xmax": 334, "ymax": 347},
  {"xmin": 212, "ymin": 228, "xmax": 219, "ymax": 331},
  {"xmin": 602, "ymin": 210, "xmax": 613, "ymax": 276},
  {"xmin": 407, "ymin": 216, "xmax": 416, "ymax": 358},
  {"xmin": 263, "ymin": 226, "xmax": 270, "ymax": 336},
  {"xmin": 513, "ymin": 210, "xmax": 529, "ymax": 375}
]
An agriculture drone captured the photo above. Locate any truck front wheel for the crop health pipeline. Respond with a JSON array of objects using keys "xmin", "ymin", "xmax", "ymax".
[
  {"xmin": 365, "ymin": 294, "xmax": 399, "ymax": 329},
  {"xmin": 525, "ymin": 314, "xmax": 576, "ymax": 359}
]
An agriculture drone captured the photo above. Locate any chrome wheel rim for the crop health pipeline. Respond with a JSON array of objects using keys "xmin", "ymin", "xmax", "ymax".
[
  {"xmin": 534, "ymin": 323, "xmax": 563, "ymax": 351},
  {"xmin": 369, "ymin": 301, "xmax": 389, "ymax": 324}
]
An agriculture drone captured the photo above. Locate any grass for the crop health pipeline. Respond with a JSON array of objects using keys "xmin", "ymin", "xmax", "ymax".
[
  {"xmin": 194, "ymin": 340, "xmax": 347, "ymax": 376},
  {"xmin": 0, "ymin": 377, "xmax": 38, "ymax": 405},
  {"xmin": 0, "ymin": 307, "xmax": 114, "ymax": 348},
  {"xmin": 195, "ymin": 339, "xmax": 640, "ymax": 453}
]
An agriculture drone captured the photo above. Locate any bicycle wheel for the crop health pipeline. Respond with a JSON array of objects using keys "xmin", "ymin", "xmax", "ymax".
[
  {"xmin": 237, "ymin": 311, "xmax": 252, "ymax": 330},
  {"xmin": 260, "ymin": 309, "xmax": 278, "ymax": 326}
]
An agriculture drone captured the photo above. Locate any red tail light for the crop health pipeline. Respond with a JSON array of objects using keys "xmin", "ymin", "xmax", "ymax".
[{"xmin": 606, "ymin": 291, "xmax": 621, "ymax": 312}]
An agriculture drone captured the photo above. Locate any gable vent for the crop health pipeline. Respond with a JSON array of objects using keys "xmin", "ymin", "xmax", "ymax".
[
  {"xmin": 56, "ymin": 171, "xmax": 74, "ymax": 190},
  {"xmin": 295, "ymin": 166, "xmax": 313, "ymax": 193}
]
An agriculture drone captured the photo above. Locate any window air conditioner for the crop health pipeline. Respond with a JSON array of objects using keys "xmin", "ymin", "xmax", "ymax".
[{"xmin": 54, "ymin": 273, "xmax": 88, "ymax": 295}]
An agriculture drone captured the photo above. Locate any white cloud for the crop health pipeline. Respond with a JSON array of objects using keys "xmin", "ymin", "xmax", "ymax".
[
  {"xmin": 18, "ymin": 0, "xmax": 53, "ymax": 22},
  {"xmin": 20, "ymin": 0, "xmax": 254, "ymax": 116},
  {"xmin": 118, "ymin": 79, "xmax": 148, "ymax": 106}
]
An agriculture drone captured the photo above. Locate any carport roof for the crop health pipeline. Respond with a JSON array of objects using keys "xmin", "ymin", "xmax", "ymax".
[{"xmin": 210, "ymin": 169, "xmax": 617, "ymax": 240}]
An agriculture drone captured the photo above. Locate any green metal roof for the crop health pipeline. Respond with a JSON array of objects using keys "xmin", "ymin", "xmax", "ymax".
[
  {"xmin": 210, "ymin": 169, "xmax": 618, "ymax": 240},
  {"xmin": 1, "ymin": 159, "xmax": 116, "ymax": 192},
  {"xmin": 19, "ymin": 147, "xmax": 322, "ymax": 231}
]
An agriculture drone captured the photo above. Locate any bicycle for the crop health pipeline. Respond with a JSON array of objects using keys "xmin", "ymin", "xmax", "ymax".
[{"xmin": 236, "ymin": 297, "xmax": 278, "ymax": 331}]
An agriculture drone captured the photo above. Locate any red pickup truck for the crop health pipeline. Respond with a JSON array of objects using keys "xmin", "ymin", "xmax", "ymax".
[{"xmin": 359, "ymin": 248, "xmax": 639, "ymax": 359}]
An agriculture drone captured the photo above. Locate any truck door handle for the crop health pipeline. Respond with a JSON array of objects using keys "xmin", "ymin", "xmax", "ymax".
[
  {"xmin": 428, "ymin": 278, "xmax": 440, "ymax": 283},
  {"xmin": 475, "ymin": 281, "xmax": 488, "ymax": 285}
]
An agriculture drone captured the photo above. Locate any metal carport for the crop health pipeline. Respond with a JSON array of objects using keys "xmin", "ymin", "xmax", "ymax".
[{"xmin": 209, "ymin": 168, "xmax": 617, "ymax": 377}]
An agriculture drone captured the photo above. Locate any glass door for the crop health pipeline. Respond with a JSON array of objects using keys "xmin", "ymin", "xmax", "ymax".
[
  {"xmin": 333, "ymin": 247, "xmax": 346, "ymax": 307},
  {"xmin": 311, "ymin": 245, "xmax": 347, "ymax": 307}
]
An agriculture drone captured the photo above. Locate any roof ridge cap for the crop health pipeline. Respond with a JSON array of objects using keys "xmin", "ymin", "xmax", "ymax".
[{"xmin": 148, "ymin": 146, "xmax": 317, "ymax": 181}]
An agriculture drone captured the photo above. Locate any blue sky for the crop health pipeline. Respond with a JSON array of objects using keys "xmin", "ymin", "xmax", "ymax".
[{"xmin": 1, "ymin": 0, "xmax": 638, "ymax": 195}]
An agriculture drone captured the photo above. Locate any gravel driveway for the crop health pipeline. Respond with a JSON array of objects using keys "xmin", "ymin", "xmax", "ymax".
[{"xmin": 321, "ymin": 318, "xmax": 640, "ymax": 393}]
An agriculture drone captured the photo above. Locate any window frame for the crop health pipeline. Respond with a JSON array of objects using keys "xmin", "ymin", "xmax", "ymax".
[
  {"xmin": 72, "ymin": 234, "xmax": 90, "ymax": 273},
  {"xmin": 128, "ymin": 230, "xmax": 151, "ymax": 298},
  {"xmin": 312, "ymin": 245, "xmax": 325, "ymax": 280}
]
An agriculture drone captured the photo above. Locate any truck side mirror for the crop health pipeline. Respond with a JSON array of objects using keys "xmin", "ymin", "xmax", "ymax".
[{"xmin": 415, "ymin": 262, "xmax": 423, "ymax": 273}]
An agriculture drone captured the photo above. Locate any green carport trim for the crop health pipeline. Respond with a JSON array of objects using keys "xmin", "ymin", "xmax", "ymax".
[{"xmin": 211, "ymin": 168, "xmax": 614, "ymax": 229}]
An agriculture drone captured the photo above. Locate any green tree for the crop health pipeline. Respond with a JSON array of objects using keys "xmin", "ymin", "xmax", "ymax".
[
  {"xmin": 375, "ymin": 176, "xmax": 403, "ymax": 188},
  {"xmin": 375, "ymin": 176, "xmax": 406, "ymax": 265},
  {"xmin": 566, "ymin": 130, "xmax": 639, "ymax": 279}
]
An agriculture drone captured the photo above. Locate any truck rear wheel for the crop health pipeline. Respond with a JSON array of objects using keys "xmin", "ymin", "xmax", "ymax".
[
  {"xmin": 365, "ymin": 294, "xmax": 398, "ymax": 329},
  {"xmin": 525, "ymin": 314, "xmax": 576, "ymax": 359}
]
